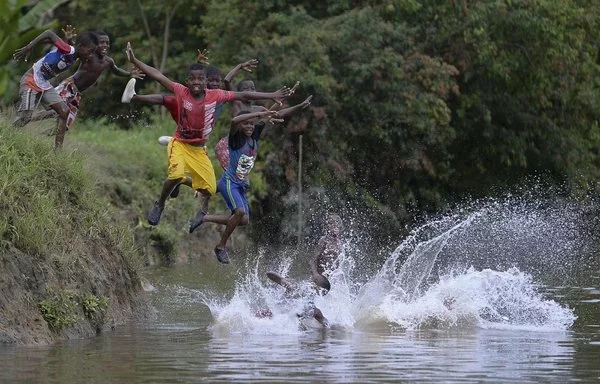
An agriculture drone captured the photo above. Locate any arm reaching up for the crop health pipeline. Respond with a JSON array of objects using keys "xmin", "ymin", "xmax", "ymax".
[
  {"xmin": 125, "ymin": 42, "xmax": 174, "ymax": 91},
  {"xmin": 224, "ymin": 58, "xmax": 258, "ymax": 91}
]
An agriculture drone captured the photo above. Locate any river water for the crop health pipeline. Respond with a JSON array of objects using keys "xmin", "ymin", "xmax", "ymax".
[{"xmin": 1, "ymin": 199, "xmax": 599, "ymax": 383}]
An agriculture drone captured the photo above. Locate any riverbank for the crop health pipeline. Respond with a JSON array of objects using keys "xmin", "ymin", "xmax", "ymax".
[{"xmin": 0, "ymin": 115, "xmax": 250, "ymax": 345}]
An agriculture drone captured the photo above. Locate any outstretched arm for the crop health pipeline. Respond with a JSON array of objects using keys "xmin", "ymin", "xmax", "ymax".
[
  {"xmin": 234, "ymin": 86, "xmax": 293, "ymax": 105},
  {"xmin": 125, "ymin": 42, "xmax": 174, "ymax": 91},
  {"xmin": 109, "ymin": 57, "xmax": 145, "ymax": 79},
  {"xmin": 277, "ymin": 95, "xmax": 312, "ymax": 119},
  {"xmin": 223, "ymin": 59, "xmax": 258, "ymax": 91},
  {"xmin": 13, "ymin": 29, "xmax": 67, "ymax": 61},
  {"xmin": 230, "ymin": 110, "xmax": 281, "ymax": 135}
]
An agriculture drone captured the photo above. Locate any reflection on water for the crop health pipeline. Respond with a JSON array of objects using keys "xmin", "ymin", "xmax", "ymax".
[
  {"xmin": 1, "ymin": 198, "xmax": 600, "ymax": 383},
  {"xmin": 0, "ymin": 265, "xmax": 598, "ymax": 383}
]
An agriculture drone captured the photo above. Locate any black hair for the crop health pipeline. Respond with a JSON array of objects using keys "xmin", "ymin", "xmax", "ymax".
[
  {"xmin": 206, "ymin": 65, "xmax": 221, "ymax": 77},
  {"xmin": 237, "ymin": 78, "xmax": 255, "ymax": 91},
  {"xmin": 75, "ymin": 31, "xmax": 98, "ymax": 47},
  {"xmin": 93, "ymin": 30, "xmax": 109, "ymax": 39},
  {"xmin": 187, "ymin": 63, "xmax": 207, "ymax": 76}
]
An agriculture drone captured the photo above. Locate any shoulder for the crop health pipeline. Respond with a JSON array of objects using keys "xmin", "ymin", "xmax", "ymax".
[
  {"xmin": 171, "ymin": 82, "xmax": 188, "ymax": 95},
  {"xmin": 163, "ymin": 95, "xmax": 176, "ymax": 108}
]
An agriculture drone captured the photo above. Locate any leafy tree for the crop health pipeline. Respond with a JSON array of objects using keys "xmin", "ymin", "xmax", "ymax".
[{"xmin": 0, "ymin": 0, "xmax": 68, "ymax": 108}]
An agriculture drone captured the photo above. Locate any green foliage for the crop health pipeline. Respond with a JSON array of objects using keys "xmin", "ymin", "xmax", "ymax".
[
  {"xmin": 4, "ymin": 0, "xmax": 596, "ymax": 247},
  {"xmin": 39, "ymin": 290, "xmax": 79, "ymax": 330},
  {"xmin": 81, "ymin": 294, "xmax": 108, "ymax": 319},
  {"xmin": 0, "ymin": 117, "xmax": 144, "ymax": 274},
  {"xmin": 0, "ymin": 0, "xmax": 63, "ymax": 105}
]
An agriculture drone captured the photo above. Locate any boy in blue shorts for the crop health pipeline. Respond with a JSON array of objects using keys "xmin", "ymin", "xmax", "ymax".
[{"xmin": 193, "ymin": 110, "xmax": 284, "ymax": 263}]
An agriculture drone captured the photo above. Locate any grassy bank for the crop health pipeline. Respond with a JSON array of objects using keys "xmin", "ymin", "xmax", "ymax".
[
  {"xmin": 0, "ymin": 115, "xmax": 150, "ymax": 344},
  {"xmin": 65, "ymin": 114, "xmax": 248, "ymax": 264}
]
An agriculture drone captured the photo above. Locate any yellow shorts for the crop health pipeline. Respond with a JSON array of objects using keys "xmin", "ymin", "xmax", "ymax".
[{"xmin": 167, "ymin": 140, "xmax": 216, "ymax": 195}]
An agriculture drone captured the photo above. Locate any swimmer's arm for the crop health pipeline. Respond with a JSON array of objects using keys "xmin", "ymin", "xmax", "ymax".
[
  {"xmin": 309, "ymin": 237, "xmax": 326, "ymax": 276},
  {"xmin": 125, "ymin": 42, "xmax": 174, "ymax": 91}
]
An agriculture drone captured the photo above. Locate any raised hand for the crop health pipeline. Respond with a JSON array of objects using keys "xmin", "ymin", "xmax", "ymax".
[
  {"xmin": 289, "ymin": 81, "xmax": 300, "ymax": 94},
  {"xmin": 271, "ymin": 86, "xmax": 293, "ymax": 106},
  {"xmin": 257, "ymin": 110, "xmax": 283, "ymax": 124},
  {"xmin": 125, "ymin": 42, "xmax": 135, "ymax": 62},
  {"xmin": 299, "ymin": 95, "xmax": 313, "ymax": 109},
  {"xmin": 61, "ymin": 25, "xmax": 77, "ymax": 43},
  {"xmin": 196, "ymin": 49, "xmax": 209, "ymax": 65},
  {"xmin": 240, "ymin": 59, "xmax": 258, "ymax": 72},
  {"xmin": 13, "ymin": 45, "xmax": 32, "ymax": 62},
  {"xmin": 130, "ymin": 65, "xmax": 146, "ymax": 79}
]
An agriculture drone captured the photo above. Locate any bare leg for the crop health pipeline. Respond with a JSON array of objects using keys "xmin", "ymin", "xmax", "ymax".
[
  {"xmin": 51, "ymin": 101, "xmax": 70, "ymax": 149},
  {"xmin": 203, "ymin": 214, "xmax": 232, "ymax": 225},
  {"xmin": 31, "ymin": 109, "xmax": 58, "ymax": 121},
  {"xmin": 158, "ymin": 178, "xmax": 182, "ymax": 207},
  {"xmin": 216, "ymin": 209, "xmax": 245, "ymax": 249},
  {"xmin": 132, "ymin": 94, "xmax": 164, "ymax": 105},
  {"xmin": 13, "ymin": 110, "xmax": 33, "ymax": 128},
  {"xmin": 189, "ymin": 188, "xmax": 211, "ymax": 233},
  {"xmin": 147, "ymin": 178, "xmax": 182, "ymax": 226}
]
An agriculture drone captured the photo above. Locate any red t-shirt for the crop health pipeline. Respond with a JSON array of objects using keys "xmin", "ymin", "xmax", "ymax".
[{"xmin": 164, "ymin": 83, "xmax": 236, "ymax": 144}]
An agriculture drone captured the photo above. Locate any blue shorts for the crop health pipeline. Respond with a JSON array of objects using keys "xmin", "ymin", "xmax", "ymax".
[{"xmin": 217, "ymin": 177, "xmax": 249, "ymax": 218}]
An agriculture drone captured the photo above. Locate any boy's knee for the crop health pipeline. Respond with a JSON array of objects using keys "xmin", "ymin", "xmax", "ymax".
[
  {"xmin": 52, "ymin": 103, "xmax": 70, "ymax": 118},
  {"xmin": 232, "ymin": 208, "xmax": 246, "ymax": 219}
]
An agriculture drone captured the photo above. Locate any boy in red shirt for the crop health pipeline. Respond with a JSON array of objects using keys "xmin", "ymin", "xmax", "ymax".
[{"xmin": 124, "ymin": 43, "xmax": 292, "ymax": 260}]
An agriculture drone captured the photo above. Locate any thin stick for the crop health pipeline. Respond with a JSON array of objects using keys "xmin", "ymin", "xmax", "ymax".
[{"xmin": 297, "ymin": 135, "xmax": 303, "ymax": 247}]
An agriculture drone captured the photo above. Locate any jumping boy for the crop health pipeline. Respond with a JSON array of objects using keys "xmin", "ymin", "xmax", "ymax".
[
  {"xmin": 123, "ymin": 42, "xmax": 292, "ymax": 252},
  {"xmin": 34, "ymin": 30, "xmax": 143, "ymax": 146},
  {"xmin": 309, "ymin": 213, "xmax": 344, "ymax": 290},
  {"xmin": 191, "ymin": 108, "xmax": 294, "ymax": 263},
  {"xmin": 12, "ymin": 27, "xmax": 97, "ymax": 148}
]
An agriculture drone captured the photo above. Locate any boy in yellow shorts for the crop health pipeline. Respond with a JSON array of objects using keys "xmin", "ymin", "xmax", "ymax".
[{"xmin": 123, "ymin": 43, "xmax": 292, "ymax": 263}]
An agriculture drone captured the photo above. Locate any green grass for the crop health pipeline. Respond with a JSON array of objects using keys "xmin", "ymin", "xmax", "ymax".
[{"xmin": 0, "ymin": 115, "xmax": 144, "ymax": 279}]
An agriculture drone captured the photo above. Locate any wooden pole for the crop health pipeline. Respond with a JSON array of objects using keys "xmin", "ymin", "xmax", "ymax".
[{"xmin": 297, "ymin": 135, "xmax": 303, "ymax": 247}]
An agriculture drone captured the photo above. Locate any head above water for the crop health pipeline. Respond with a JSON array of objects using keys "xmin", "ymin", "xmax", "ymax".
[
  {"xmin": 206, "ymin": 65, "xmax": 222, "ymax": 89},
  {"xmin": 186, "ymin": 63, "xmax": 207, "ymax": 96},
  {"xmin": 326, "ymin": 213, "xmax": 343, "ymax": 237},
  {"xmin": 93, "ymin": 30, "xmax": 110, "ymax": 57},
  {"xmin": 74, "ymin": 31, "xmax": 98, "ymax": 60}
]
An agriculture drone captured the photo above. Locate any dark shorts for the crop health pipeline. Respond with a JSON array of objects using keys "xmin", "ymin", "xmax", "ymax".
[{"xmin": 217, "ymin": 177, "xmax": 249, "ymax": 218}]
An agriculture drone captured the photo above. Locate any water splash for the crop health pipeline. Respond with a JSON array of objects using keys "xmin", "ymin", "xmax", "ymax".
[{"xmin": 198, "ymin": 197, "xmax": 586, "ymax": 333}]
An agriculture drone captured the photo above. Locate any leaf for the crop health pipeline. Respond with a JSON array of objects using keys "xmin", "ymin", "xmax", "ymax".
[{"xmin": 18, "ymin": 0, "xmax": 69, "ymax": 32}]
